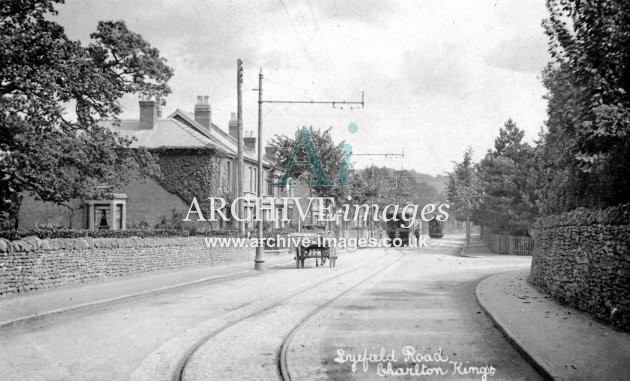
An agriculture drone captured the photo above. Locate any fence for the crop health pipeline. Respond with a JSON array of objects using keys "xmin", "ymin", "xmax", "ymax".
[
  {"xmin": 333, "ymin": 227, "xmax": 373, "ymax": 241},
  {"xmin": 482, "ymin": 230, "xmax": 534, "ymax": 255}
]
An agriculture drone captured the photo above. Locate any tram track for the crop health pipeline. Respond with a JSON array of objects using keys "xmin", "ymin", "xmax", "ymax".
[
  {"xmin": 171, "ymin": 248, "xmax": 405, "ymax": 381},
  {"xmin": 277, "ymin": 248, "xmax": 405, "ymax": 381}
]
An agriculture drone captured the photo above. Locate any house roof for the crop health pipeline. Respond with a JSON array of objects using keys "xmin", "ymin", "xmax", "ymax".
[
  {"xmin": 168, "ymin": 109, "xmax": 237, "ymax": 154},
  {"xmin": 104, "ymin": 118, "xmax": 219, "ymax": 149},
  {"xmin": 103, "ymin": 108, "xmax": 271, "ymax": 168},
  {"xmin": 168, "ymin": 109, "xmax": 271, "ymax": 167}
]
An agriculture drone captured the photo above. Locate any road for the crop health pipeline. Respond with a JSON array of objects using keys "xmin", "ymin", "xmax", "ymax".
[{"xmin": 0, "ymin": 236, "xmax": 541, "ymax": 380}]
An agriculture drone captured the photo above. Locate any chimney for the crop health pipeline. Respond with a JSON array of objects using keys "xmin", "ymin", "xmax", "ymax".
[
  {"xmin": 228, "ymin": 112, "xmax": 238, "ymax": 139},
  {"xmin": 264, "ymin": 146, "xmax": 277, "ymax": 160},
  {"xmin": 244, "ymin": 131, "xmax": 256, "ymax": 152},
  {"xmin": 194, "ymin": 95, "xmax": 211, "ymax": 130},
  {"xmin": 139, "ymin": 99, "xmax": 157, "ymax": 129},
  {"xmin": 156, "ymin": 97, "xmax": 163, "ymax": 118}
]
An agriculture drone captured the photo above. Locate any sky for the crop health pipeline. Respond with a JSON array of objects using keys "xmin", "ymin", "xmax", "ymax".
[{"xmin": 54, "ymin": 0, "xmax": 551, "ymax": 176}]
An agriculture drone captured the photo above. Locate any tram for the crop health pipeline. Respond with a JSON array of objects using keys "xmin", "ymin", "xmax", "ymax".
[
  {"xmin": 385, "ymin": 210, "xmax": 417, "ymax": 246},
  {"xmin": 428, "ymin": 217, "xmax": 444, "ymax": 238}
]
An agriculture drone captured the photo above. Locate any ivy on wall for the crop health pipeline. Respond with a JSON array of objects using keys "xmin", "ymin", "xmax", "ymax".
[{"xmin": 149, "ymin": 147, "xmax": 233, "ymax": 226}]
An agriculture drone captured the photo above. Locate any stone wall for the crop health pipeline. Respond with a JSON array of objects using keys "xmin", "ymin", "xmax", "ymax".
[
  {"xmin": 0, "ymin": 236, "xmax": 254, "ymax": 296},
  {"xmin": 529, "ymin": 204, "xmax": 630, "ymax": 330}
]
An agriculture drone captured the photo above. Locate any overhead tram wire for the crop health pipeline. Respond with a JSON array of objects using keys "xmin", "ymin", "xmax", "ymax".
[
  {"xmin": 306, "ymin": 0, "xmax": 319, "ymax": 30},
  {"xmin": 278, "ymin": 0, "xmax": 316, "ymax": 70},
  {"xmin": 277, "ymin": 0, "xmax": 346, "ymax": 102},
  {"xmin": 259, "ymin": 75, "xmax": 365, "ymax": 110},
  {"xmin": 263, "ymin": 76, "xmax": 339, "ymax": 103},
  {"xmin": 278, "ymin": 0, "xmax": 343, "ymax": 92},
  {"xmin": 265, "ymin": 78, "xmax": 337, "ymax": 105},
  {"xmin": 263, "ymin": 77, "xmax": 313, "ymax": 98}
]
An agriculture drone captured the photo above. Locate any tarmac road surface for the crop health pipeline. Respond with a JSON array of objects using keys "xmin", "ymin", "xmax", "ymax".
[
  {"xmin": 0, "ymin": 235, "xmax": 541, "ymax": 380},
  {"xmin": 285, "ymin": 239, "xmax": 542, "ymax": 380}
]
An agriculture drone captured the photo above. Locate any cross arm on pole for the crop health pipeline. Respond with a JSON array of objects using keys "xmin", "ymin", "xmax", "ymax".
[{"xmin": 260, "ymin": 91, "xmax": 364, "ymax": 108}]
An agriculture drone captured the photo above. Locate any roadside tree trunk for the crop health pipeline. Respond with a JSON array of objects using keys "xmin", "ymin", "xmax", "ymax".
[{"xmin": 466, "ymin": 209, "xmax": 471, "ymax": 244}]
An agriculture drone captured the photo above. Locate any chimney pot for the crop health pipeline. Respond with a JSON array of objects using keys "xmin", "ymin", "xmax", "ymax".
[
  {"xmin": 228, "ymin": 112, "xmax": 238, "ymax": 139},
  {"xmin": 244, "ymin": 133, "xmax": 256, "ymax": 152},
  {"xmin": 194, "ymin": 95, "xmax": 211, "ymax": 130}
]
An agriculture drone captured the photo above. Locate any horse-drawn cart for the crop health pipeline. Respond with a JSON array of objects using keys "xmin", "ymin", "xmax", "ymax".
[{"xmin": 289, "ymin": 226, "xmax": 337, "ymax": 268}]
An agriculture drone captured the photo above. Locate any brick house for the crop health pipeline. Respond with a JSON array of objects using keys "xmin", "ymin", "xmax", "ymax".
[{"xmin": 18, "ymin": 96, "xmax": 288, "ymax": 231}]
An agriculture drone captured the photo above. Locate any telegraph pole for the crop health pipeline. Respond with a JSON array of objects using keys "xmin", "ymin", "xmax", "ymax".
[
  {"xmin": 255, "ymin": 69, "xmax": 264, "ymax": 271},
  {"xmin": 237, "ymin": 59, "xmax": 244, "ymax": 234},
  {"xmin": 252, "ymin": 70, "xmax": 364, "ymax": 271}
]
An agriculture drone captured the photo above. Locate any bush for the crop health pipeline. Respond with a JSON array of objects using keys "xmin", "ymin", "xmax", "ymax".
[
  {"xmin": 34, "ymin": 223, "xmax": 66, "ymax": 230},
  {"xmin": 206, "ymin": 229, "xmax": 241, "ymax": 237},
  {"xmin": 0, "ymin": 228, "xmax": 190, "ymax": 241}
]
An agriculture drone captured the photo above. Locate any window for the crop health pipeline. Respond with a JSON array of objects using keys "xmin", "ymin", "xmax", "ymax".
[
  {"xmin": 94, "ymin": 205, "xmax": 111, "ymax": 230},
  {"xmin": 247, "ymin": 167, "xmax": 258, "ymax": 194},
  {"xmin": 226, "ymin": 161, "xmax": 231, "ymax": 190},
  {"xmin": 267, "ymin": 170, "xmax": 273, "ymax": 196},
  {"xmin": 248, "ymin": 167, "xmax": 253, "ymax": 193},
  {"xmin": 253, "ymin": 168, "xmax": 257, "ymax": 194},
  {"xmin": 86, "ymin": 195, "xmax": 127, "ymax": 230}
]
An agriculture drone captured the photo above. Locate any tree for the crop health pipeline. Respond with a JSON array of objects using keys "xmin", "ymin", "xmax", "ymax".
[
  {"xmin": 357, "ymin": 167, "xmax": 440, "ymax": 208},
  {"xmin": 537, "ymin": 0, "xmax": 630, "ymax": 213},
  {"xmin": 447, "ymin": 148, "xmax": 483, "ymax": 244},
  {"xmin": 268, "ymin": 126, "xmax": 352, "ymax": 205},
  {"xmin": 1, "ymin": 0, "xmax": 173, "ymax": 226},
  {"xmin": 475, "ymin": 119, "xmax": 539, "ymax": 235}
]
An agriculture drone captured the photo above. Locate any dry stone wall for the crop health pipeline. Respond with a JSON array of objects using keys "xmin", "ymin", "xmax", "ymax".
[
  {"xmin": 529, "ymin": 203, "xmax": 630, "ymax": 330},
  {"xmin": 0, "ymin": 236, "xmax": 254, "ymax": 296}
]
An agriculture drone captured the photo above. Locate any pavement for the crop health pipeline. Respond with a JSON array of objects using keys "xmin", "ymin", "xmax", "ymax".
[
  {"xmin": 461, "ymin": 238, "xmax": 502, "ymax": 258},
  {"xmin": 0, "ymin": 250, "xmax": 294, "ymax": 328},
  {"xmin": 3, "ymin": 236, "xmax": 628, "ymax": 380},
  {"xmin": 0, "ymin": 248, "xmax": 393, "ymax": 380},
  {"xmin": 472, "ymin": 240, "xmax": 630, "ymax": 381}
]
